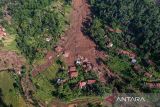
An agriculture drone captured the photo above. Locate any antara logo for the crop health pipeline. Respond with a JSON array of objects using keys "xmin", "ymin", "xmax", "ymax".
[
  {"xmin": 105, "ymin": 95, "xmax": 146, "ymax": 104},
  {"xmin": 116, "ymin": 97, "xmax": 146, "ymax": 102}
]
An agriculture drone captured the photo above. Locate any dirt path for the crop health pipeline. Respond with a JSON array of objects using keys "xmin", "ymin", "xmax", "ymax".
[
  {"xmin": 51, "ymin": 97, "xmax": 102, "ymax": 107},
  {"xmin": 32, "ymin": 51, "xmax": 55, "ymax": 77},
  {"xmin": 59, "ymin": 0, "xmax": 105, "ymax": 67}
]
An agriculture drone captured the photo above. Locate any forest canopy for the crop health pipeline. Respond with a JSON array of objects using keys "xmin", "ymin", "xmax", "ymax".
[
  {"xmin": 0, "ymin": 0, "xmax": 71, "ymax": 63},
  {"xmin": 86, "ymin": 0, "xmax": 160, "ymax": 67}
]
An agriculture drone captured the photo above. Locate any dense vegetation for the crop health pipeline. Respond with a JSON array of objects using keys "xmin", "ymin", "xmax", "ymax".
[
  {"xmin": 1, "ymin": 0, "xmax": 160, "ymax": 105},
  {"xmin": 33, "ymin": 59, "xmax": 110, "ymax": 102},
  {"xmin": 83, "ymin": 0, "xmax": 160, "ymax": 93},
  {"xmin": 0, "ymin": 0, "xmax": 71, "ymax": 63},
  {"xmin": 86, "ymin": 0, "xmax": 160, "ymax": 67},
  {"xmin": 0, "ymin": 72, "xmax": 26, "ymax": 107},
  {"xmin": 52, "ymin": 65, "xmax": 108, "ymax": 101}
]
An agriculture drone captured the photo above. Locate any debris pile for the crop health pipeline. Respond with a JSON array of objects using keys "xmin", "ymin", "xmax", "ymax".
[
  {"xmin": 63, "ymin": 51, "xmax": 70, "ymax": 58},
  {"xmin": 55, "ymin": 46, "xmax": 63, "ymax": 53},
  {"xmin": 0, "ymin": 51, "xmax": 25, "ymax": 75},
  {"xmin": 75, "ymin": 55, "xmax": 93, "ymax": 72}
]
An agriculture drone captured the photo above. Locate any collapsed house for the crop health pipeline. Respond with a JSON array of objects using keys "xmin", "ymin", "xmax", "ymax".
[{"xmin": 75, "ymin": 55, "xmax": 93, "ymax": 72}]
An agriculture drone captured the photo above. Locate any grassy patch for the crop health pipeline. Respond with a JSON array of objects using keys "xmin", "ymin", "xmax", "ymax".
[
  {"xmin": 0, "ymin": 34, "xmax": 20, "ymax": 53},
  {"xmin": 107, "ymin": 56, "xmax": 131, "ymax": 73},
  {"xmin": 32, "ymin": 63, "xmax": 59, "ymax": 103},
  {"xmin": 0, "ymin": 71, "xmax": 26, "ymax": 107},
  {"xmin": 32, "ymin": 58, "xmax": 46, "ymax": 67}
]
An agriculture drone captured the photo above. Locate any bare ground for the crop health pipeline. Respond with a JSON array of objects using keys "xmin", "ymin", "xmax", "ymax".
[
  {"xmin": 32, "ymin": 0, "xmax": 112, "ymax": 106},
  {"xmin": 0, "ymin": 51, "xmax": 25, "ymax": 74},
  {"xmin": 31, "ymin": 0, "xmax": 110, "ymax": 83},
  {"xmin": 59, "ymin": 0, "xmax": 106, "ymax": 67},
  {"xmin": 32, "ymin": 0, "xmax": 108, "ymax": 83}
]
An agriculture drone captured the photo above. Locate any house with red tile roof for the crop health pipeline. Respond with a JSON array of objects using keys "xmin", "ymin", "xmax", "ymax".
[
  {"xmin": 68, "ymin": 66, "xmax": 78, "ymax": 78},
  {"xmin": 146, "ymin": 83, "xmax": 160, "ymax": 89},
  {"xmin": 69, "ymin": 71, "xmax": 78, "ymax": 78},
  {"xmin": 79, "ymin": 81, "xmax": 87, "ymax": 88},
  {"xmin": 69, "ymin": 66, "xmax": 76, "ymax": 72},
  {"xmin": 118, "ymin": 50, "xmax": 136, "ymax": 58},
  {"xmin": 87, "ymin": 80, "xmax": 96, "ymax": 84}
]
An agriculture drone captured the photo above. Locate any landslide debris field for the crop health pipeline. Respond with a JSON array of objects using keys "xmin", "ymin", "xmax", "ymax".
[
  {"xmin": 60, "ymin": 0, "xmax": 105, "ymax": 66},
  {"xmin": 32, "ymin": 0, "xmax": 107, "ymax": 77},
  {"xmin": 0, "ymin": 51, "xmax": 25, "ymax": 73}
]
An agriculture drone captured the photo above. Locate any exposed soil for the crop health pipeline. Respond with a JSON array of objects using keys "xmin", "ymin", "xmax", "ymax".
[
  {"xmin": 32, "ymin": 51, "xmax": 55, "ymax": 77},
  {"xmin": 0, "ymin": 51, "xmax": 25, "ymax": 74},
  {"xmin": 50, "ymin": 97, "xmax": 102, "ymax": 107},
  {"xmin": 59, "ymin": 0, "xmax": 106, "ymax": 67},
  {"xmin": 32, "ymin": 0, "xmax": 106, "ymax": 77}
]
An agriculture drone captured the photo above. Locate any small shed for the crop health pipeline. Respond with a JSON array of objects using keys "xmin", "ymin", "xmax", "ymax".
[
  {"xmin": 45, "ymin": 37, "xmax": 52, "ymax": 42},
  {"xmin": 131, "ymin": 58, "xmax": 137, "ymax": 64},
  {"xmin": 107, "ymin": 42, "xmax": 113, "ymax": 48},
  {"xmin": 57, "ymin": 78, "xmax": 64, "ymax": 84}
]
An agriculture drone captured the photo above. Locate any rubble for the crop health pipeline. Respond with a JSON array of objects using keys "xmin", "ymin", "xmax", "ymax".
[
  {"xmin": 55, "ymin": 46, "xmax": 63, "ymax": 53},
  {"xmin": 75, "ymin": 55, "xmax": 93, "ymax": 72},
  {"xmin": 63, "ymin": 51, "xmax": 70, "ymax": 58}
]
